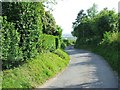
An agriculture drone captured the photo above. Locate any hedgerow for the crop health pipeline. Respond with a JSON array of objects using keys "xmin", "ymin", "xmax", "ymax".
[
  {"xmin": 1, "ymin": 17, "xmax": 60, "ymax": 69},
  {"xmin": 38, "ymin": 34, "xmax": 60, "ymax": 52},
  {"xmin": 1, "ymin": 2, "xmax": 62, "ymax": 69},
  {"xmin": 1, "ymin": 2, "xmax": 70, "ymax": 89},
  {"xmin": 1, "ymin": 16, "xmax": 23, "ymax": 69}
]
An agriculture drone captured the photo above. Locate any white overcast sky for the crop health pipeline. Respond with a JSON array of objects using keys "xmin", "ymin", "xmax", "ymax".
[{"xmin": 52, "ymin": 0, "xmax": 119, "ymax": 35}]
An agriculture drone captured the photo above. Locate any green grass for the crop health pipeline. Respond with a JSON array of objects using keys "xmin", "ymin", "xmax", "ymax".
[{"xmin": 2, "ymin": 49, "xmax": 70, "ymax": 88}]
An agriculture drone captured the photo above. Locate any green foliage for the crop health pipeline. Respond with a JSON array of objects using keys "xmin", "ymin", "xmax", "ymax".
[
  {"xmin": 1, "ymin": 16, "xmax": 23, "ymax": 69},
  {"xmin": 2, "ymin": 2, "xmax": 44, "ymax": 60},
  {"xmin": 87, "ymin": 3, "xmax": 98, "ymax": 18},
  {"xmin": 72, "ymin": 4, "xmax": 119, "ymax": 75},
  {"xmin": 2, "ymin": 2, "xmax": 44, "ymax": 32},
  {"xmin": 42, "ymin": 11, "xmax": 56, "ymax": 35},
  {"xmin": 72, "ymin": 9, "xmax": 86, "ymax": 31},
  {"xmin": 1, "ymin": 2, "xmax": 62, "ymax": 69},
  {"xmin": 99, "ymin": 32, "xmax": 120, "ymax": 74},
  {"xmin": 38, "ymin": 34, "xmax": 59, "ymax": 52},
  {"xmin": 42, "ymin": 11, "xmax": 62, "ymax": 38},
  {"xmin": 61, "ymin": 39, "xmax": 75, "ymax": 49},
  {"xmin": 1, "ymin": 1, "xmax": 67, "ymax": 88},
  {"xmin": 72, "ymin": 5, "xmax": 118, "ymax": 43},
  {"xmin": 61, "ymin": 42, "xmax": 67, "ymax": 49},
  {"xmin": 61, "ymin": 39, "xmax": 68, "ymax": 49},
  {"xmin": 95, "ymin": 8, "xmax": 118, "ymax": 38},
  {"xmin": 2, "ymin": 49, "xmax": 70, "ymax": 88},
  {"xmin": 53, "ymin": 49, "xmax": 70, "ymax": 60},
  {"xmin": 56, "ymin": 25, "xmax": 62, "ymax": 39},
  {"xmin": 95, "ymin": 46, "xmax": 119, "ymax": 75},
  {"xmin": 101, "ymin": 31, "xmax": 119, "ymax": 45}
]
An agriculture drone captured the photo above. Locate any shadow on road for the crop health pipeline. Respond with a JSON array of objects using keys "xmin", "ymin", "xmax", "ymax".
[
  {"xmin": 47, "ymin": 81, "xmax": 103, "ymax": 89},
  {"xmin": 69, "ymin": 61, "xmax": 92, "ymax": 67},
  {"xmin": 65, "ymin": 81, "xmax": 101, "ymax": 88},
  {"xmin": 65, "ymin": 46, "xmax": 90, "ymax": 56}
]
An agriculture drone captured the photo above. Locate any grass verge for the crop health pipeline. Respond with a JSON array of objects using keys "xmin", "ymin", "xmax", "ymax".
[{"xmin": 2, "ymin": 49, "xmax": 70, "ymax": 88}]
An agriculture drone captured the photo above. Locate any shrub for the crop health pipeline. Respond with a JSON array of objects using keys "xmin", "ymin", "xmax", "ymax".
[
  {"xmin": 61, "ymin": 39, "xmax": 75, "ymax": 49},
  {"xmin": 1, "ymin": 16, "xmax": 23, "ymax": 69},
  {"xmin": 2, "ymin": 2, "xmax": 44, "ymax": 60},
  {"xmin": 100, "ymin": 31, "xmax": 119, "ymax": 45},
  {"xmin": 1, "ymin": 2, "xmax": 62, "ymax": 70},
  {"xmin": 1, "ymin": 17, "xmax": 60, "ymax": 69},
  {"xmin": 61, "ymin": 42, "xmax": 67, "ymax": 49},
  {"xmin": 99, "ymin": 31, "xmax": 120, "ymax": 74},
  {"xmin": 37, "ymin": 34, "xmax": 59, "ymax": 52}
]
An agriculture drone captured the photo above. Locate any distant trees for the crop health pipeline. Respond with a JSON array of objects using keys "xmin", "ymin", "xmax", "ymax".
[{"xmin": 72, "ymin": 4, "xmax": 118, "ymax": 46}]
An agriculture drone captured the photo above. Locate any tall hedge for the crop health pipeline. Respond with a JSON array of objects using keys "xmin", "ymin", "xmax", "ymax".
[
  {"xmin": 1, "ymin": 2, "xmax": 61, "ymax": 69},
  {"xmin": 1, "ymin": 17, "xmax": 60, "ymax": 69},
  {"xmin": 37, "ymin": 34, "xmax": 59, "ymax": 52},
  {"xmin": 2, "ymin": 2, "xmax": 44, "ymax": 60},
  {"xmin": 1, "ymin": 16, "xmax": 23, "ymax": 69}
]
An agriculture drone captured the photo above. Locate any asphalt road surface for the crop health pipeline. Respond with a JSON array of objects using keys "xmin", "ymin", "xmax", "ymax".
[{"xmin": 39, "ymin": 46, "xmax": 118, "ymax": 88}]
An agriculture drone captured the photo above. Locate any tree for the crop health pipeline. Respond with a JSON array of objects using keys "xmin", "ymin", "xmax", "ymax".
[
  {"xmin": 87, "ymin": 3, "xmax": 98, "ymax": 19},
  {"xmin": 96, "ymin": 8, "xmax": 118, "ymax": 38},
  {"xmin": 71, "ymin": 4, "xmax": 118, "ymax": 48},
  {"xmin": 72, "ymin": 9, "xmax": 86, "ymax": 29},
  {"xmin": 55, "ymin": 25, "xmax": 62, "ymax": 38},
  {"xmin": 42, "ymin": 11, "xmax": 56, "ymax": 35},
  {"xmin": 42, "ymin": 11, "xmax": 62, "ymax": 38}
]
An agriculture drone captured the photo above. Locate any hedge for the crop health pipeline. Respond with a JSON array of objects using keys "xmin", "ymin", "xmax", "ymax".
[
  {"xmin": 1, "ymin": 2, "xmax": 61, "ymax": 69},
  {"xmin": 2, "ymin": 2, "xmax": 44, "ymax": 61},
  {"xmin": 1, "ymin": 16, "xmax": 23, "ymax": 69},
  {"xmin": 38, "ymin": 34, "xmax": 60, "ymax": 52},
  {"xmin": 1, "ymin": 17, "xmax": 60, "ymax": 69}
]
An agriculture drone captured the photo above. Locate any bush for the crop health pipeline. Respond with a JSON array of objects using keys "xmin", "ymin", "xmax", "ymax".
[
  {"xmin": 1, "ymin": 16, "xmax": 23, "ymax": 69},
  {"xmin": 1, "ymin": 17, "xmax": 60, "ymax": 69},
  {"xmin": 100, "ymin": 31, "xmax": 119, "ymax": 45},
  {"xmin": 61, "ymin": 39, "xmax": 75, "ymax": 49},
  {"xmin": 61, "ymin": 42, "xmax": 67, "ymax": 49},
  {"xmin": 98, "ymin": 31, "xmax": 120, "ymax": 75},
  {"xmin": 1, "ymin": 2, "xmax": 45, "ymax": 69},
  {"xmin": 2, "ymin": 2, "xmax": 44, "ymax": 59},
  {"xmin": 37, "ymin": 34, "xmax": 59, "ymax": 52}
]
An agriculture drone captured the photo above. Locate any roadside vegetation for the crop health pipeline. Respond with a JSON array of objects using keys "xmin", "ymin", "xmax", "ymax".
[
  {"xmin": 61, "ymin": 39, "xmax": 75, "ymax": 49},
  {"xmin": 1, "ymin": 1, "xmax": 70, "ymax": 88},
  {"xmin": 2, "ymin": 49, "xmax": 69, "ymax": 88},
  {"xmin": 72, "ymin": 4, "xmax": 119, "ymax": 75}
]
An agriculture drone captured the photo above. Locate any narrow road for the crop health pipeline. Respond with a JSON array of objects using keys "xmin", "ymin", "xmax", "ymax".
[{"xmin": 40, "ymin": 46, "xmax": 118, "ymax": 88}]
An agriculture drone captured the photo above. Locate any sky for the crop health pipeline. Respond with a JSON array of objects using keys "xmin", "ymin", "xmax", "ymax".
[{"xmin": 52, "ymin": 0, "xmax": 119, "ymax": 35}]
